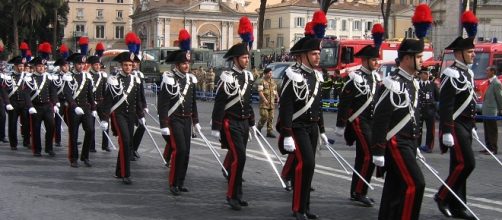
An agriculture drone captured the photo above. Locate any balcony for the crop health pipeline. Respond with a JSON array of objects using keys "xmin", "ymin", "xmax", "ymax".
[
  {"xmin": 76, "ymin": 15, "xmax": 84, "ymax": 20},
  {"xmin": 73, "ymin": 31, "xmax": 87, "ymax": 37}
]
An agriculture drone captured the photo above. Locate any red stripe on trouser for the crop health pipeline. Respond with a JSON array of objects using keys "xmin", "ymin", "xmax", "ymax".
[
  {"xmin": 111, "ymin": 113, "xmax": 126, "ymax": 177},
  {"xmin": 438, "ymin": 128, "xmax": 464, "ymax": 199},
  {"xmin": 169, "ymin": 128, "xmax": 177, "ymax": 186},
  {"xmin": 281, "ymin": 154, "xmax": 295, "ymax": 179},
  {"xmin": 389, "ymin": 137, "xmax": 416, "ymax": 220},
  {"xmin": 30, "ymin": 114, "xmax": 34, "ymax": 153},
  {"xmin": 352, "ymin": 118, "xmax": 371, "ymax": 193},
  {"xmin": 66, "ymin": 107, "xmax": 72, "ymax": 161},
  {"xmin": 223, "ymin": 119, "xmax": 238, "ymax": 198},
  {"xmin": 292, "ymin": 135, "xmax": 303, "ymax": 212}
]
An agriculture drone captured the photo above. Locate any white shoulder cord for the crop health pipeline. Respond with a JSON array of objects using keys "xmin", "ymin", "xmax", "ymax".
[
  {"xmin": 293, "ymin": 79, "xmax": 309, "ymax": 101},
  {"xmin": 389, "ymin": 83, "xmax": 410, "ymax": 109},
  {"xmin": 223, "ymin": 77, "xmax": 239, "ymax": 96},
  {"xmin": 108, "ymin": 79, "xmax": 124, "ymax": 98},
  {"xmin": 162, "ymin": 80, "xmax": 180, "ymax": 97}
]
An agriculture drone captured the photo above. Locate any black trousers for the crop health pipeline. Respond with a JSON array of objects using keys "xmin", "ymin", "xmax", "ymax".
[
  {"xmin": 0, "ymin": 101, "xmax": 6, "ymax": 139},
  {"xmin": 321, "ymin": 89, "xmax": 331, "ymax": 100},
  {"xmin": 281, "ymin": 154, "xmax": 295, "ymax": 180},
  {"xmin": 350, "ymin": 117, "xmax": 375, "ymax": 197},
  {"xmin": 30, "ymin": 104, "xmax": 55, "ymax": 154},
  {"xmin": 54, "ymin": 105, "xmax": 64, "ymax": 144},
  {"xmin": 437, "ymin": 120, "xmax": 475, "ymax": 212},
  {"xmin": 132, "ymin": 123, "xmax": 145, "ymax": 152},
  {"xmin": 291, "ymin": 123, "xmax": 318, "ymax": 214},
  {"xmin": 8, "ymin": 102, "xmax": 30, "ymax": 148},
  {"xmin": 167, "ymin": 116, "xmax": 192, "ymax": 187},
  {"xmin": 221, "ymin": 118, "xmax": 249, "ymax": 200},
  {"xmin": 66, "ymin": 107, "xmax": 95, "ymax": 162},
  {"xmin": 419, "ymin": 106, "xmax": 436, "ymax": 149},
  {"xmin": 111, "ymin": 112, "xmax": 135, "ymax": 178},
  {"xmin": 379, "ymin": 135, "xmax": 425, "ymax": 220},
  {"xmin": 483, "ymin": 120, "xmax": 498, "ymax": 152},
  {"xmin": 90, "ymin": 122, "xmax": 109, "ymax": 151}
]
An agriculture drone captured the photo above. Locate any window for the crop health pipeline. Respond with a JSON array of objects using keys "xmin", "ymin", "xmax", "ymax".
[
  {"xmin": 96, "ymin": 25, "xmax": 105, "ymax": 39},
  {"xmin": 400, "ymin": 0, "xmax": 407, "ymax": 4},
  {"xmin": 353, "ymin": 20, "xmax": 361, "ymax": 31},
  {"xmin": 295, "ymin": 17, "xmax": 305, "ymax": 27},
  {"xmin": 264, "ymin": 19, "xmax": 271, "ymax": 29},
  {"xmin": 77, "ymin": 0, "xmax": 84, "ymax": 2},
  {"xmin": 328, "ymin": 19, "xmax": 336, "ymax": 30},
  {"xmin": 278, "ymin": 17, "xmax": 283, "ymax": 28},
  {"xmin": 116, "ymin": 10, "xmax": 123, "ymax": 19},
  {"xmin": 76, "ymin": 24, "xmax": 85, "ymax": 33},
  {"xmin": 97, "ymin": 0, "xmax": 103, "ymax": 2},
  {"xmin": 366, "ymin": 21, "xmax": 373, "ymax": 31},
  {"xmin": 77, "ymin": 8, "xmax": 84, "ymax": 18},
  {"xmin": 96, "ymin": 9, "xmax": 103, "ymax": 18},
  {"xmin": 117, "ymin": 0, "xmax": 123, "ymax": 3},
  {"xmin": 115, "ymin": 26, "xmax": 124, "ymax": 39},
  {"xmin": 341, "ymin": 20, "xmax": 347, "ymax": 31},
  {"xmin": 265, "ymin": 35, "xmax": 270, "ymax": 48},
  {"xmin": 277, "ymin": 34, "xmax": 284, "ymax": 47}
]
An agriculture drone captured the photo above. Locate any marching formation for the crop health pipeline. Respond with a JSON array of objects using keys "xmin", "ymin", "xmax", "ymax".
[{"xmin": 0, "ymin": 3, "xmax": 495, "ymax": 220}]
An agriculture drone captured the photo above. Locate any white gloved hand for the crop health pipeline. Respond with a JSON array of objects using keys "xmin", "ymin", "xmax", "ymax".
[
  {"xmin": 144, "ymin": 108, "xmax": 149, "ymax": 113},
  {"xmin": 56, "ymin": 102, "xmax": 61, "ymax": 108},
  {"xmin": 5, "ymin": 104, "xmax": 14, "ymax": 111},
  {"xmin": 100, "ymin": 122, "xmax": 109, "ymax": 130},
  {"xmin": 139, "ymin": 117, "xmax": 146, "ymax": 125},
  {"xmin": 161, "ymin": 127, "xmax": 170, "ymax": 136},
  {"xmin": 283, "ymin": 136, "xmax": 296, "ymax": 152},
  {"xmin": 74, "ymin": 107, "xmax": 84, "ymax": 115},
  {"xmin": 250, "ymin": 126, "xmax": 257, "ymax": 137},
  {"xmin": 194, "ymin": 123, "xmax": 202, "ymax": 131},
  {"xmin": 442, "ymin": 133, "xmax": 454, "ymax": 147},
  {"xmin": 320, "ymin": 133, "xmax": 329, "ymax": 145},
  {"xmin": 54, "ymin": 106, "xmax": 60, "ymax": 114},
  {"xmin": 211, "ymin": 130, "xmax": 220, "ymax": 139},
  {"xmin": 416, "ymin": 148, "xmax": 425, "ymax": 161},
  {"xmin": 334, "ymin": 126, "xmax": 344, "ymax": 136},
  {"xmin": 472, "ymin": 128, "xmax": 479, "ymax": 140},
  {"xmin": 29, "ymin": 107, "xmax": 37, "ymax": 114},
  {"xmin": 373, "ymin": 156, "xmax": 385, "ymax": 167},
  {"xmin": 92, "ymin": 111, "xmax": 98, "ymax": 118}
]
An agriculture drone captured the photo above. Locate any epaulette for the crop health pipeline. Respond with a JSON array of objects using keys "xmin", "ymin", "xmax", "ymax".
[
  {"xmin": 102, "ymin": 72, "xmax": 108, "ymax": 78},
  {"xmin": 348, "ymin": 71, "xmax": 363, "ymax": 84},
  {"xmin": 2, "ymin": 74, "xmax": 12, "ymax": 80},
  {"xmin": 244, "ymin": 70, "xmax": 254, "ymax": 81},
  {"xmin": 442, "ymin": 67, "xmax": 460, "ymax": 78},
  {"xmin": 187, "ymin": 73, "xmax": 198, "ymax": 84},
  {"xmin": 62, "ymin": 74, "xmax": 73, "ymax": 82},
  {"xmin": 314, "ymin": 70, "xmax": 324, "ymax": 82},
  {"xmin": 285, "ymin": 67, "xmax": 304, "ymax": 82},
  {"xmin": 135, "ymin": 74, "xmax": 141, "ymax": 84},
  {"xmin": 220, "ymin": 71, "xmax": 235, "ymax": 83},
  {"xmin": 24, "ymin": 75, "xmax": 32, "ymax": 82},
  {"xmin": 85, "ymin": 72, "xmax": 93, "ymax": 80},
  {"xmin": 107, "ymin": 76, "xmax": 119, "ymax": 86},
  {"xmin": 373, "ymin": 72, "xmax": 382, "ymax": 82},
  {"xmin": 162, "ymin": 72, "xmax": 175, "ymax": 85},
  {"xmin": 138, "ymin": 71, "xmax": 144, "ymax": 79},
  {"xmin": 382, "ymin": 76, "xmax": 402, "ymax": 93}
]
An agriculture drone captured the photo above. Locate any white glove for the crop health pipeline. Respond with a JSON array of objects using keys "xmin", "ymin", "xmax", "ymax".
[
  {"xmin": 92, "ymin": 111, "xmax": 98, "ymax": 118},
  {"xmin": 442, "ymin": 133, "xmax": 454, "ymax": 147},
  {"xmin": 283, "ymin": 136, "xmax": 296, "ymax": 152},
  {"xmin": 334, "ymin": 126, "xmax": 344, "ymax": 136},
  {"xmin": 100, "ymin": 122, "xmax": 109, "ymax": 130},
  {"xmin": 194, "ymin": 123, "xmax": 202, "ymax": 131},
  {"xmin": 320, "ymin": 133, "xmax": 329, "ymax": 145},
  {"xmin": 416, "ymin": 148, "xmax": 425, "ymax": 161},
  {"xmin": 144, "ymin": 108, "xmax": 149, "ymax": 113},
  {"xmin": 373, "ymin": 156, "xmax": 385, "ymax": 167},
  {"xmin": 5, "ymin": 104, "xmax": 14, "ymax": 111},
  {"xmin": 161, "ymin": 127, "xmax": 170, "ymax": 136},
  {"xmin": 250, "ymin": 126, "xmax": 257, "ymax": 138},
  {"xmin": 74, "ymin": 107, "xmax": 84, "ymax": 115},
  {"xmin": 472, "ymin": 128, "xmax": 479, "ymax": 140},
  {"xmin": 54, "ymin": 106, "xmax": 60, "ymax": 114},
  {"xmin": 29, "ymin": 107, "xmax": 37, "ymax": 114},
  {"xmin": 211, "ymin": 130, "xmax": 220, "ymax": 139},
  {"xmin": 56, "ymin": 102, "xmax": 61, "ymax": 108},
  {"xmin": 139, "ymin": 117, "xmax": 146, "ymax": 125}
]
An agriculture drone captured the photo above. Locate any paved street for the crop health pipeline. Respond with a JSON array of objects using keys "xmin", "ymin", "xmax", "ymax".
[{"xmin": 1, "ymin": 94, "xmax": 502, "ymax": 220}]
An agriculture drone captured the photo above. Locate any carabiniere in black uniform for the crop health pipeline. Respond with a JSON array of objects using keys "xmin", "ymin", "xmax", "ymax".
[
  {"xmin": 98, "ymin": 52, "xmax": 144, "ymax": 185},
  {"xmin": 52, "ymin": 58, "xmax": 70, "ymax": 148},
  {"xmin": 417, "ymin": 69, "xmax": 439, "ymax": 153},
  {"xmin": 131, "ymin": 67, "xmax": 147, "ymax": 159},
  {"xmin": 89, "ymin": 56, "xmax": 110, "ymax": 152}
]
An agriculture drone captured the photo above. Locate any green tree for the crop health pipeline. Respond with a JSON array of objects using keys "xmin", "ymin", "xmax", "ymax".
[{"xmin": 20, "ymin": 0, "xmax": 47, "ymax": 51}]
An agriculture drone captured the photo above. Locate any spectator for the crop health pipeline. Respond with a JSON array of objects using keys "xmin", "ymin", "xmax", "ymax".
[{"xmin": 481, "ymin": 65, "xmax": 502, "ymax": 155}]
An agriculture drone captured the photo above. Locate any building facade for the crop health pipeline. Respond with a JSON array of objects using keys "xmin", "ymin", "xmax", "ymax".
[
  {"xmin": 130, "ymin": 0, "xmax": 258, "ymax": 50},
  {"xmin": 63, "ymin": 0, "xmax": 134, "ymax": 53}
]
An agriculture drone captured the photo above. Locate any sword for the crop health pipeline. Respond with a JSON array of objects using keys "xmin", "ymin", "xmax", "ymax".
[
  {"xmin": 145, "ymin": 111, "xmax": 160, "ymax": 125},
  {"xmin": 473, "ymin": 135, "xmax": 502, "ymax": 168},
  {"xmin": 93, "ymin": 116, "xmax": 117, "ymax": 150},
  {"xmin": 253, "ymin": 131, "xmax": 286, "ymax": 188},
  {"xmin": 324, "ymin": 144, "xmax": 350, "ymax": 174},
  {"xmin": 325, "ymin": 144, "xmax": 374, "ymax": 190},
  {"xmin": 196, "ymin": 126, "xmax": 227, "ymax": 176},
  {"xmin": 252, "ymin": 127, "xmax": 284, "ymax": 166},
  {"xmin": 142, "ymin": 120, "xmax": 168, "ymax": 166},
  {"xmin": 417, "ymin": 157, "xmax": 480, "ymax": 220}
]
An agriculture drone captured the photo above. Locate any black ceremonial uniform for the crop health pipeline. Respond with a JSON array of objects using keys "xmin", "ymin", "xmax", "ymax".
[
  {"xmin": 158, "ymin": 68, "xmax": 199, "ymax": 193},
  {"xmin": 278, "ymin": 63, "xmax": 325, "ymax": 215},
  {"xmin": 90, "ymin": 68, "xmax": 110, "ymax": 151},
  {"xmin": 336, "ymin": 66, "xmax": 377, "ymax": 201},
  {"xmin": 63, "ymin": 70, "xmax": 96, "ymax": 166},
  {"xmin": 52, "ymin": 70, "xmax": 69, "ymax": 146},
  {"xmin": 211, "ymin": 65, "xmax": 255, "ymax": 204},
  {"xmin": 371, "ymin": 68, "xmax": 425, "ymax": 220},
  {"xmin": 99, "ymin": 69, "xmax": 144, "ymax": 181},
  {"xmin": 418, "ymin": 78, "xmax": 439, "ymax": 151},
  {"xmin": 132, "ymin": 70, "xmax": 147, "ymax": 158}
]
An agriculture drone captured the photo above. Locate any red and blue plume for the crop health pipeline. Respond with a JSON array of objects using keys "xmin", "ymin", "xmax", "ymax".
[
  {"xmin": 134, "ymin": 37, "xmax": 141, "ymax": 55},
  {"xmin": 38, "ymin": 42, "xmax": 52, "ymax": 60},
  {"xmin": 78, "ymin": 36, "xmax": 89, "ymax": 55},
  {"xmin": 304, "ymin": 22, "xmax": 315, "ymax": 38},
  {"xmin": 125, "ymin": 32, "xmax": 138, "ymax": 53},
  {"xmin": 59, "ymin": 44, "xmax": 69, "ymax": 59},
  {"xmin": 412, "ymin": 3, "xmax": 433, "ymax": 39},
  {"xmin": 312, "ymin": 10, "xmax": 327, "ymax": 39},
  {"xmin": 95, "ymin": 42, "xmax": 105, "ymax": 57},
  {"xmin": 238, "ymin": 16, "xmax": 253, "ymax": 49},
  {"xmin": 20, "ymin": 42, "xmax": 29, "ymax": 58},
  {"xmin": 26, "ymin": 50, "xmax": 32, "ymax": 62},
  {"xmin": 178, "ymin": 29, "xmax": 191, "ymax": 51},
  {"xmin": 462, "ymin": 10, "xmax": 478, "ymax": 38},
  {"xmin": 371, "ymin": 23, "xmax": 384, "ymax": 49}
]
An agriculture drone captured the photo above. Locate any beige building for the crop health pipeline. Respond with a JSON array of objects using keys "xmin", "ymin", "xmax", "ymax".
[
  {"xmin": 130, "ymin": 0, "xmax": 258, "ymax": 50},
  {"xmin": 63, "ymin": 0, "xmax": 134, "ymax": 53}
]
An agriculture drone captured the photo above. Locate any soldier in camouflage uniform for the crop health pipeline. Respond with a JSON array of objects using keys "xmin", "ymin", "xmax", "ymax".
[
  {"xmin": 257, "ymin": 68, "xmax": 278, "ymax": 138},
  {"xmin": 205, "ymin": 67, "xmax": 215, "ymax": 94}
]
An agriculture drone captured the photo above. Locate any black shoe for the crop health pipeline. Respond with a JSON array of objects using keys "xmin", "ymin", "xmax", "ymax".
[
  {"xmin": 227, "ymin": 198, "xmax": 241, "ymax": 210},
  {"xmin": 419, "ymin": 145, "xmax": 432, "ymax": 153},
  {"xmin": 89, "ymin": 149, "xmax": 97, "ymax": 153},
  {"xmin": 305, "ymin": 212, "xmax": 319, "ymax": 219},
  {"xmin": 133, "ymin": 151, "xmax": 140, "ymax": 158},
  {"xmin": 238, "ymin": 200, "xmax": 248, "ymax": 206},
  {"xmin": 70, "ymin": 161, "xmax": 79, "ymax": 168},
  {"xmin": 310, "ymin": 187, "xmax": 315, "ymax": 192},
  {"xmin": 434, "ymin": 194, "xmax": 452, "ymax": 217},
  {"xmin": 0, "ymin": 138, "xmax": 9, "ymax": 143},
  {"xmin": 11, "ymin": 146, "xmax": 17, "ymax": 151},
  {"xmin": 170, "ymin": 186, "xmax": 181, "ymax": 196},
  {"xmin": 266, "ymin": 132, "xmax": 276, "ymax": 138},
  {"xmin": 23, "ymin": 143, "xmax": 30, "ymax": 148},
  {"xmin": 191, "ymin": 133, "xmax": 197, "ymax": 138},
  {"xmin": 77, "ymin": 141, "xmax": 82, "ymax": 145},
  {"xmin": 46, "ymin": 151, "xmax": 56, "ymax": 157},
  {"xmin": 55, "ymin": 142, "xmax": 61, "ymax": 147},
  {"xmin": 130, "ymin": 155, "xmax": 136, "ymax": 161},
  {"xmin": 82, "ymin": 159, "xmax": 92, "ymax": 167},
  {"xmin": 102, "ymin": 147, "xmax": 111, "ymax": 152},
  {"xmin": 284, "ymin": 180, "xmax": 292, "ymax": 191},
  {"xmin": 350, "ymin": 194, "xmax": 374, "ymax": 207},
  {"xmin": 451, "ymin": 209, "xmax": 476, "ymax": 220},
  {"xmin": 178, "ymin": 186, "xmax": 189, "ymax": 192},
  {"xmin": 122, "ymin": 177, "xmax": 132, "ymax": 185},
  {"xmin": 293, "ymin": 212, "xmax": 307, "ymax": 220},
  {"xmin": 222, "ymin": 168, "xmax": 229, "ymax": 180},
  {"xmin": 33, "ymin": 152, "xmax": 42, "ymax": 157}
]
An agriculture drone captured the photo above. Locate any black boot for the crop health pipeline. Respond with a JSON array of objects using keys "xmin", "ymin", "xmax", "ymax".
[
  {"xmin": 170, "ymin": 186, "xmax": 181, "ymax": 196},
  {"xmin": 227, "ymin": 198, "xmax": 241, "ymax": 210},
  {"xmin": 122, "ymin": 177, "xmax": 132, "ymax": 185},
  {"xmin": 434, "ymin": 193, "xmax": 452, "ymax": 217}
]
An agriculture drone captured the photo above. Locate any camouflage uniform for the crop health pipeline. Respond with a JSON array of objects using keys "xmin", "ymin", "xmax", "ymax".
[
  {"xmin": 205, "ymin": 68, "xmax": 215, "ymax": 93},
  {"xmin": 257, "ymin": 78, "xmax": 277, "ymax": 135}
]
